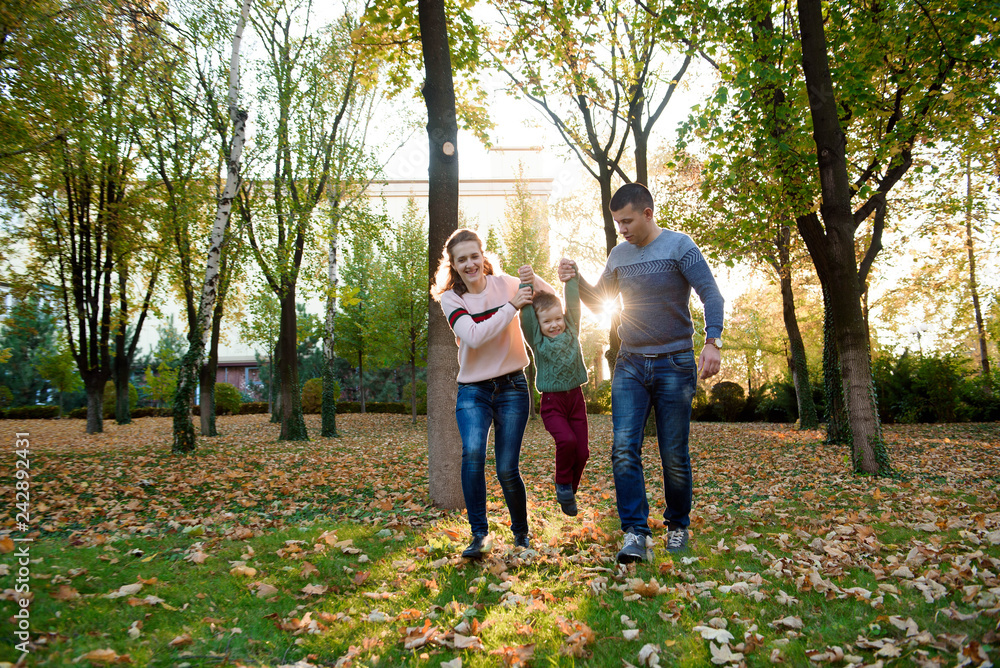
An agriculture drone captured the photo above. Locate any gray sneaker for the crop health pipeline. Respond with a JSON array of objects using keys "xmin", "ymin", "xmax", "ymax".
[
  {"xmin": 617, "ymin": 531, "xmax": 650, "ymax": 563},
  {"xmin": 665, "ymin": 528, "xmax": 689, "ymax": 553}
]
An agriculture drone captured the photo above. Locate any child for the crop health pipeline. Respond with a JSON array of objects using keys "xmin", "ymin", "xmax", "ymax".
[{"xmin": 518, "ymin": 265, "xmax": 590, "ymax": 516}]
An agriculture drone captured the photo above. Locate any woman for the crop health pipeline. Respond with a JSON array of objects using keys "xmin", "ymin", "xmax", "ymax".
[{"xmin": 431, "ymin": 229, "xmax": 552, "ymax": 559}]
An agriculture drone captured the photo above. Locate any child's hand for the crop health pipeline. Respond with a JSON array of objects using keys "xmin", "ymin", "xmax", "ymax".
[{"xmin": 517, "ymin": 265, "xmax": 534, "ymax": 285}]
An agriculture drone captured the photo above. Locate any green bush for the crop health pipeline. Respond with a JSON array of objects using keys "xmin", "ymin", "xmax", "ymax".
[
  {"xmin": 335, "ymin": 401, "xmax": 408, "ymax": 414},
  {"xmin": 4, "ymin": 405, "xmax": 60, "ymax": 419},
  {"xmin": 583, "ymin": 380, "xmax": 611, "ymax": 414},
  {"xmin": 68, "ymin": 407, "xmax": 87, "ymax": 419},
  {"xmin": 131, "ymin": 407, "xmax": 172, "ymax": 418},
  {"xmin": 710, "ymin": 381, "xmax": 745, "ymax": 422},
  {"xmin": 301, "ymin": 378, "xmax": 323, "ymax": 414},
  {"xmin": 0, "ymin": 385, "xmax": 13, "ymax": 409},
  {"xmin": 754, "ymin": 381, "xmax": 798, "ymax": 423},
  {"xmin": 874, "ymin": 352, "xmax": 983, "ymax": 424},
  {"xmin": 215, "ymin": 382, "xmax": 242, "ymax": 415},
  {"xmin": 103, "ymin": 381, "xmax": 138, "ymax": 418},
  {"xmin": 239, "ymin": 401, "xmax": 268, "ymax": 415}
]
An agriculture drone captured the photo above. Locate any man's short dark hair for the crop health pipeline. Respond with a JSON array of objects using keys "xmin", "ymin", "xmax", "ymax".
[
  {"xmin": 609, "ymin": 183, "xmax": 654, "ymax": 214},
  {"xmin": 532, "ymin": 291, "xmax": 562, "ymax": 314}
]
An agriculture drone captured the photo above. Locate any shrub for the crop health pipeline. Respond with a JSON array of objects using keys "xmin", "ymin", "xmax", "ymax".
[
  {"xmin": 710, "ymin": 381, "xmax": 745, "ymax": 422},
  {"xmin": 131, "ymin": 407, "xmax": 172, "ymax": 418},
  {"xmin": 103, "ymin": 381, "xmax": 138, "ymax": 418},
  {"xmin": 5, "ymin": 405, "xmax": 60, "ymax": 419},
  {"xmin": 239, "ymin": 401, "xmax": 268, "ymax": 415},
  {"xmin": 215, "ymin": 382, "xmax": 242, "ymax": 415},
  {"xmin": 583, "ymin": 380, "xmax": 611, "ymax": 414},
  {"xmin": 337, "ymin": 401, "xmax": 361, "ymax": 413},
  {"xmin": 874, "ymin": 352, "xmax": 979, "ymax": 423},
  {"xmin": 0, "ymin": 385, "xmax": 13, "ymax": 409},
  {"xmin": 301, "ymin": 378, "xmax": 323, "ymax": 414},
  {"xmin": 68, "ymin": 407, "xmax": 87, "ymax": 419},
  {"xmin": 585, "ymin": 401, "xmax": 608, "ymax": 414},
  {"xmin": 401, "ymin": 379, "xmax": 427, "ymax": 414},
  {"xmin": 754, "ymin": 381, "xmax": 798, "ymax": 423}
]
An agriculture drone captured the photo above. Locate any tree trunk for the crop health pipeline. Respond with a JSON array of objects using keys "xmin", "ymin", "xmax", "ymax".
[
  {"xmin": 965, "ymin": 157, "xmax": 991, "ymax": 376},
  {"xmin": 821, "ymin": 283, "xmax": 849, "ymax": 443},
  {"xmin": 278, "ymin": 284, "xmax": 307, "ymax": 441},
  {"xmin": 270, "ymin": 342, "xmax": 281, "ymax": 423},
  {"xmin": 778, "ymin": 254, "xmax": 818, "ymax": 429},
  {"xmin": 172, "ymin": 0, "xmax": 250, "ymax": 454},
  {"xmin": 410, "ymin": 351, "xmax": 418, "ymax": 425},
  {"xmin": 322, "ymin": 213, "xmax": 340, "ymax": 437},
  {"xmin": 199, "ymin": 276, "xmax": 225, "ymax": 436},
  {"xmin": 795, "ymin": 0, "xmax": 889, "ymax": 475},
  {"xmin": 84, "ymin": 374, "xmax": 106, "ymax": 434},
  {"xmin": 419, "ymin": 0, "xmax": 463, "ymax": 510},
  {"xmin": 358, "ymin": 350, "xmax": 366, "ymax": 413}
]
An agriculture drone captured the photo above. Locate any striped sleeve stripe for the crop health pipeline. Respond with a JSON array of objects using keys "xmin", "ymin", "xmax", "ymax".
[
  {"xmin": 471, "ymin": 306, "xmax": 502, "ymax": 322},
  {"xmin": 448, "ymin": 308, "xmax": 470, "ymax": 328}
]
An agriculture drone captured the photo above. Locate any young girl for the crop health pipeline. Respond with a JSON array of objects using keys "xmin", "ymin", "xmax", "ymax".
[
  {"xmin": 518, "ymin": 264, "xmax": 590, "ymax": 516},
  {"xmin": 430, "ymin": 229, "xmax": 554, "ymax": 558}
]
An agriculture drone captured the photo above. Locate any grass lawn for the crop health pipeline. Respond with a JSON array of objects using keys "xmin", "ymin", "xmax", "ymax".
[{"xmin": 1, "ymin": 414, "xmax": 997, "ymax": 667}]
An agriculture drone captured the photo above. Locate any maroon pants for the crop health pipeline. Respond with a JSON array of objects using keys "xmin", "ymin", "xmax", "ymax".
[{"xmin": 540, "ymin": 386, "xmax": 590, "ymax": 491}]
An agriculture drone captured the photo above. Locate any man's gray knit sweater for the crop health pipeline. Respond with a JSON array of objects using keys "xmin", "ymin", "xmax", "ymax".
[{"xmin": 580, "ymin": 229, "xmax": 724, "ymax": 355}]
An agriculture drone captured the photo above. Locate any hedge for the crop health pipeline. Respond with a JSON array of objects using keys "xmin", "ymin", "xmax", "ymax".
[{"xmin": 3, "ymin": 406, "xmax": 61, "ymax": 419}]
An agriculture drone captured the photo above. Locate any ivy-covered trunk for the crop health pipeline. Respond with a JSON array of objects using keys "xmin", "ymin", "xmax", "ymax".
[
  {"xmin": 821, "ymin": 284, "xmax": 849, "ymax": 444},
  {"xmin": 277, "ymin": 284, "xmax": 307, "ymax": 441}
]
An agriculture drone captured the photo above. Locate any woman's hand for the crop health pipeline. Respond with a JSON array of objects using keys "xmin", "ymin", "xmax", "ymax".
[
  {"xmin": 509, "ymin": 286, "xmax": 534, "ymax": 309},
  {"xmin": 518, "ymin": 265, "xmax": 534, "ymax": 286}
]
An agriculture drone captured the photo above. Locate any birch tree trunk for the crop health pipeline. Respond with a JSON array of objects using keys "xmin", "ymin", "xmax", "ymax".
[
  {"xmin": 322, "ymin": 205, "xmax": 340, "ymax": 437},
  {"xmin": 173, "ymin": 0, "xmax": 252, "ymax": 453}
]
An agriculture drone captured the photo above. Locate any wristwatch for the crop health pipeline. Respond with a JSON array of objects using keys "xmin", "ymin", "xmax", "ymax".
[{"xmin": 705, "ymin": 337, "xmax": 723, "ymax": 350}]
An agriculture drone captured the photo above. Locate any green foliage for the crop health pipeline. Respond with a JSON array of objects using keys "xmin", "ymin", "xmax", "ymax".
[
  {"xmin": 214, "ymin": 382, "xmax": 242, "ymax": 416},
  {"xmin": 335, "ymin": 401, "xmax": 408, "ymax": 414},
  {"xmin": 103, "ymin": 381, "xmax": 138, "ymax": 418},
  {"xmin": 873, "ymin": 352, "xmax": 997, "ymax": 424},
  {"xmin": 0, "ymin": 385, "xmax": 12, "ymax": 409},
  {"xmin": 583, "ymin": 379, "xmax": 611, "ymax": 414},
  {"xmin": 239, "ymin": 402, "xmax": 269, "ymax": 415},
  {"xmin": 2, "ymin": 405, "xmax": 60, "ymax": 419},
  {"xmin": 144, "ymin": 362, "xmax": 179, "ymax": 407},
  {"xmin": 710, "ymin": 380, "xmax": 746, "ymax": 423},
  {"xmin": 0, "ymin": 292, "xmax": 58, "ymax": 406},
  {"xmin": 302, "ymin": 377, "xmax": 340, "ymax": 414}
]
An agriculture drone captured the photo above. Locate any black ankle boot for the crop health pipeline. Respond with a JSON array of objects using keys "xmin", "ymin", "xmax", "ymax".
[
  {"xmin": 514, "ymin": 532, "xmax": 530, "ymax": 549},
  {"xmin": 462, "ymin": 534, "xmax": 489, "ymax": 559},
  {"xmin": 556, "ymin": 483, "xmax": 578, "ymax": 516}
]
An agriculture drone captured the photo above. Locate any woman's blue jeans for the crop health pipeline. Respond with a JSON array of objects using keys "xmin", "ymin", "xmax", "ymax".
[
  {"xmin": 611, "ymin": 350, "xmax": 697, "ymax": 536},
  {"xmin": 456, "ymin": 371, "xmax": 530, "ymax": 536}
]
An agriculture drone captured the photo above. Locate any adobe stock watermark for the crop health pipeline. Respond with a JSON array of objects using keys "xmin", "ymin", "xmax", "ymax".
[{"xmin": 9, "ymin": 431, "xmax": 33, "ymax": 658}]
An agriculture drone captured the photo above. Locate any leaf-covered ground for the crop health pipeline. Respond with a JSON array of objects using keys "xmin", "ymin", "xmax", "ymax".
[{"xmin": 1, "ymin": 415, "xmax": 997, "ymax": 667}]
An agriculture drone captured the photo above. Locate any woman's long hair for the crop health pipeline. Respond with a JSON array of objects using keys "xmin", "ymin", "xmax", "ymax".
[{"xmin": 430, "ymin": 228, "xmax": 496, "ymax": 301}]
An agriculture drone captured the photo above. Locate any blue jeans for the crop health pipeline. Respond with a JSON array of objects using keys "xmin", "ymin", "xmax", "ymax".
[
  {"xmin": 611, "ymin": 350, "xmax": 697, "ymax": 535},
  {"xmin": 456, "ymin": 371, "xmax": 530, "ymax": 536}
]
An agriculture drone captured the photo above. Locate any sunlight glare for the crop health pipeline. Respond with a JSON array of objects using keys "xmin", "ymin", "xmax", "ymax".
[{"xmin": 598, "ymin": 298, "xmax": 620, "ymax": 330}]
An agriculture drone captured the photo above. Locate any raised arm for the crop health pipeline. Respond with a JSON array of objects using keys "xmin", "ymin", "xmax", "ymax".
[
  {"xmin": 560, "ymin": 258, "xmax": 616, "ymax": 313},
  {"xmin": 565, "ymin": 275, "xmax": 582, "ymax": 335}
]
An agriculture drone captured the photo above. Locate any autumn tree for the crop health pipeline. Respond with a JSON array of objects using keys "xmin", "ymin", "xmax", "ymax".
[
  {"xmin": 368, "ymin": 198, "xmax": 429, "ymax": 423},
  {"xmin": 336, "ymin": 234, "xmax": 378, "ymax": 412},
  {"xmin": 1, "ymin": 1, "xmax": 166, "ymax": 433},
  {"xmin": 491, "ymin": 0, "xmax": 701, "ymax": 255}
]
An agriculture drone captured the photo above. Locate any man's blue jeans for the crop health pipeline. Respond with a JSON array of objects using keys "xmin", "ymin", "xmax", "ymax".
[
  {"xmin": 611, "ymin": 350, "xmax": 697, "ymax": 536},
  {"xmin": 456, "ymin": 371, "xmax": 530, "ymax": 536}
]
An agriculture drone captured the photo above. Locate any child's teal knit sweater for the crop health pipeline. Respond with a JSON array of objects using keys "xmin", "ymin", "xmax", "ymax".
[{"xmin": 521, "ymin": 277, "xmax": 589, "ymax": 393}]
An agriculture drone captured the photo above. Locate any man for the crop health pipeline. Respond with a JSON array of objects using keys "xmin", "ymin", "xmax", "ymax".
[{"xmin": 559, "ymin": 183, "xmax": 723, "ymax": 563}]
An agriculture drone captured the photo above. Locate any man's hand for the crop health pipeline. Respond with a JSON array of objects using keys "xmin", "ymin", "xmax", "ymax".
[
  {"xmin": 698, "ymin": 344, "xmax": 721, "ymax": 380},
  {"xmin": 517, "ymin": 264, "xmax": 534, "ymax": 285},
  {"xmin": 558, "ymin": 258, "xmax": 577, "ymax": 282}
]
